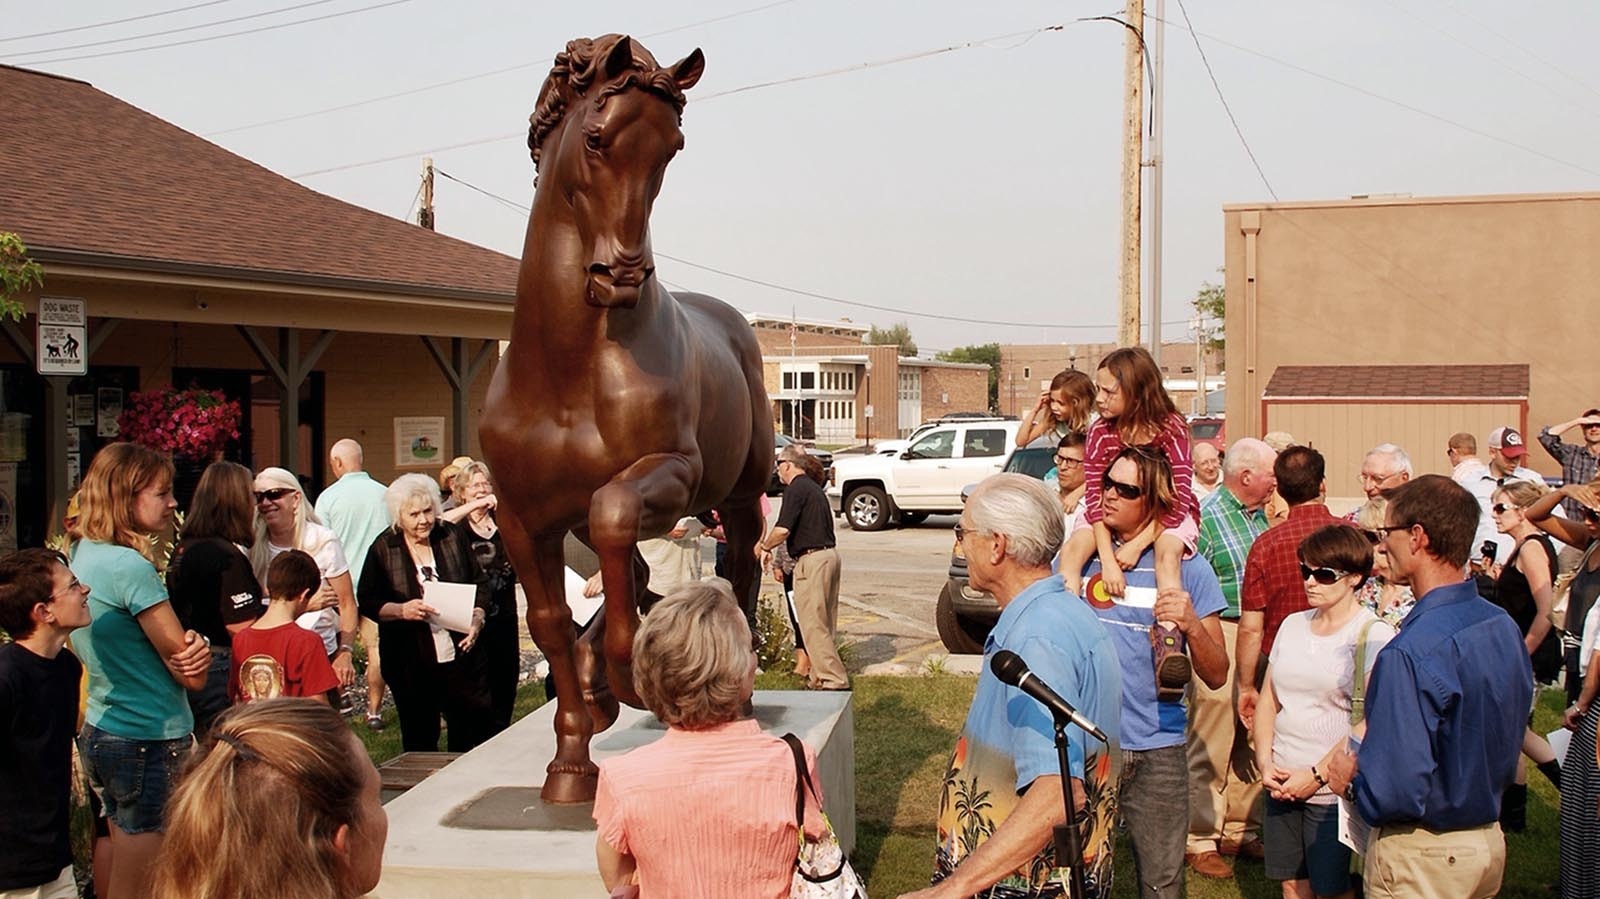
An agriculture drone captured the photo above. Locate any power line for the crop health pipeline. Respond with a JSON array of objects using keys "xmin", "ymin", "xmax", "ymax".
[
  {"xmin": 1171, "ymin": 0, "xmax": 1277, "ymax": 200},
  {"xmin": 432, "ymin": 167, "xmax": 1194, "ymax": 332},
  {"xmin": 206, "ymin": 0, "xmax": 802, "ymax": 137},
  {"xmin": 21, "ymin": 0, "xmax": 415, "ymax": 66},
  {"xmin": 1438, "ymin": 0, "xmax": 1600, "ymax": 104},
  {"xmin": 0, "ymin": 0, "xmax": 242, "ymax": 44},
  {"xmin": 7, "ymin": 0, "xmax": 343, "ymax": 58},
  {"xmin": 290, "ymin": 21, "xmax": 1077, "ymax": 178}
]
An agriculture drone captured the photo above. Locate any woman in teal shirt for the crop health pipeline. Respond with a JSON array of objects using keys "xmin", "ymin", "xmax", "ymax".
[{"xmin": 70, "ymin": 443, "xmax": 210, "ymax": 899}]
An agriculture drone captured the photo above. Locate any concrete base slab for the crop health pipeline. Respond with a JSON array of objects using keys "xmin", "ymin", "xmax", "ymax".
[{"xmin": 373, "ymin": 690, "xmax": 854, "ymax": 899}]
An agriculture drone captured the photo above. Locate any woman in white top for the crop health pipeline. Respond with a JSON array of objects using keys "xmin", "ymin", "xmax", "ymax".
[
  {"xmin": 1255, "ymin": 525, "xmax": 1396, "ymax": 899},
  {"xmin": 249, "ymin": 467, "xmax": 357, "ymax": 691}
]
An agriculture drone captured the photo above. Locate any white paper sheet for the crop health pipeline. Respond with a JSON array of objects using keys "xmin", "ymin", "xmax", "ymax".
[
  {"xmin": 1337, "ymin": 735, "xmax": 1369, "ymax": 855},
  {"xmin": 1549, "ymin": 727, "xmax": 1573, "ymax": 766},
  {"xmin": 564, "ymin": 568, "xmax": 603, "ymax": 626},
  {"xmin": 423, "ymin": 581, "xmax": 478, "ymax": 634}
]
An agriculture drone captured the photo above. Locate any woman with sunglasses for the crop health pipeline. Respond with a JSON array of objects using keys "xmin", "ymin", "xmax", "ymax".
[
  {"xmin": 1254, "ymin": 525, "xmax": 1395, "ymax": 899},
  {"xmin": 1525, "ymin": 475, "xmax": 1600, "ymax": 898},
  {"xmin": 1352, "ymin": 499, "xmax": 1414, "ymax": 629},
  {"xmin": 249, "ymin": 467, "xmax": 358, "ymax": 696},
  {"xmin": 1486, "ymin": 480, "xmax": 1564, "ymax": 832}
]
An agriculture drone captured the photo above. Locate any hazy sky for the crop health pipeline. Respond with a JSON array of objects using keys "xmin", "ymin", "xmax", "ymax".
[{"xmin": 8, "ymin": 0, "xmax": 1600, "ymax": 353}]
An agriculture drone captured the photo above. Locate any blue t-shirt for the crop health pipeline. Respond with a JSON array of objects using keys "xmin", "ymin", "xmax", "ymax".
[
  {"xmin": 70, "ymin": 539, "xmax": 194, "ymax": 740},
  {"xmin": 1081, "ymin": 548, "xmax": 1226, "ymax": 751},
  {"xmin": 314, "ymin": 471, "xmax": 392, "ymax": 588}
]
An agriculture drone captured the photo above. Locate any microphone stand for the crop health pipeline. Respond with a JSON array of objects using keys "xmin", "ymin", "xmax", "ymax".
[{"xmin": 1052, "ymin": 716, "xmax": 1108, "ymax": 899}]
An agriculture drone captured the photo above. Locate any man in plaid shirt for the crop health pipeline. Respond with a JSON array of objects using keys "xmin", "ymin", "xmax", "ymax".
[
  {"xmin": 1237, "ymin": 446, "xmax": 1359, "ymax": 729},
  {"xmin": 1539, "ymin": 407, "xmax": 1600, "ymax": 519},
  {"xmin": 1187, "ymin": 438, "xmax": 1278, "ymax": 878}
]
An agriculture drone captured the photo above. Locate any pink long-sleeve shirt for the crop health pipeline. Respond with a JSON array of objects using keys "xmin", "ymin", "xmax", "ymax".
[
  {"xmin": 593, "ymin": 718, "xmax": 825, "ymax": 899},
  {"xmin": 1082, "ymin": 412, "xmax": 1197, "ymax": 529}
]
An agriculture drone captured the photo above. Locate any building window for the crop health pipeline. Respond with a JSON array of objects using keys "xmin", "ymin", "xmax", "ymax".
[
  {"xmin": 800, "ymin": 371, "xmax": 815, "ymax": 390},
  {"xmin": 782, "ymin": 372, "xmax": 795, "ymax": 390}
]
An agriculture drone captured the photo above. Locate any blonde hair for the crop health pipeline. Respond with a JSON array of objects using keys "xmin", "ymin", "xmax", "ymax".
[
  {"xmin": 75, "ymin": 442, "xmax": 175, "ymax": 562},
  {"xmin": 452, "ymin": 460, "xmax": 492, "ymax": 494},
  {"xmin": 632, "ymin": 581, "xmax": 751, "ymax": 729},
  {"xmin": 249, "ymin": 467, "xmax": 325, "ymax": 584},
  {"xmin": 1493, "ymin": 479, "xmax": 1549, "ymax": 509},
  {"xmin": 151, "ymin": 698, "xmax": 375, "ymax": 899}
]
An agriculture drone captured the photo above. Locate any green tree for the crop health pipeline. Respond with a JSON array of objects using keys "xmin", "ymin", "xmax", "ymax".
[
  {"xmin": 866, "ymin": 321, "xmax": 918, "ymax": 357},
  {"xmin": 1192, "ymin": 275, "xmax": 1225, "ymax": 359},
  {"xmin": 936, "ymin": 342, "xmax": 1001, "ymax": 413},
  {"xmin": 0, "ymin": 233, "xmax": 42, "ymax": 322}
]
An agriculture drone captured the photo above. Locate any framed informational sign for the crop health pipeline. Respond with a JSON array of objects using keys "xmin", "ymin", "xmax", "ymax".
[
  {"xmin": 96, "ymin": 388, "xmax": 123, "ymax": 437},
  {"xmin": 394, "ymin": 416, "xmax": 446, "ymax": 468},
  {"xmin": 36, "ymin": 297, "xmax": 87, "ymax": 376}
]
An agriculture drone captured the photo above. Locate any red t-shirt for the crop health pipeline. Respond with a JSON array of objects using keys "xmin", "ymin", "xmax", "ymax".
[{"xmin": 229, "ymin": 622, "xmax": 340, "ymax": 703}]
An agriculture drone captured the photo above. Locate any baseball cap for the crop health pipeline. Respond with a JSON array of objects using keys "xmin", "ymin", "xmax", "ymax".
[{"xmin": 1488, "ymin": 426, "xmax": 1526, "ymax": 458}]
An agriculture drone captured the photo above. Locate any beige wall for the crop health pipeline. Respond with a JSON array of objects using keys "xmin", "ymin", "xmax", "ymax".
[
  {"xmin": 1224, "ymin": 192, "xmax": 1600, "ymax": 481},
  {"xmin": 1266, "ymin": 400, "xmax": 1525, "ymax": 501},
  {"xmin": 918, "ymin": 365, "xmax": 988, "ymax": 420}
]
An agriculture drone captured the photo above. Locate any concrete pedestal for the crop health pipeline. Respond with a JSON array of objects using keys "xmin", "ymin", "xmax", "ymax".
[{"xmin": 373, "ymin": 691, "xmax": 854, "ymax": 899}]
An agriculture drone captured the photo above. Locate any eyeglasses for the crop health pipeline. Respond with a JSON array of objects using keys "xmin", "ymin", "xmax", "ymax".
[
  {"xmin": 1101, "ymin": 473, "xmax": 1143, "ymax": 500},
  {"xmin": 50, "ymin": 577, "xmax": 87, "ymax": 601},
  {"xmin": 1054, "ymin": 455, "xmax": 1084, "ymax": 468},
  {"xmin": 1300, "ymin": 563, "xmax": 1353, "ymax": 585},
  {"xmin": 253, "ymin": 487, "xmax": 295, "ymax": 503},
  {"xmin": 1371, "ymin": 523, "xmax": 1417, "ymax": 539},
  {"xmin": 1359, "ymin": 471, "xmax": 1404, "ymax": 487},
  {"xmin": 954, "ymin": 522, "xmax": 985, "ymax": 542}
]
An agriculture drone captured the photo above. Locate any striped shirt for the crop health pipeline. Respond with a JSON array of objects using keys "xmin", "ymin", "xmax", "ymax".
[
  {"xmin": 1538, "ymin": 426, "xmax": 1600, "ymax": 518},
  {"xmin": 1196, "ymin": 487, "xmax": 1269, "ymax": 618}
]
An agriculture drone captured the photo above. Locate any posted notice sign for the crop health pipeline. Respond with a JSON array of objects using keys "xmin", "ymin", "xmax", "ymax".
[{"xmin": 37, "ymin": 297, "xmax": 87, "ymax": 376}]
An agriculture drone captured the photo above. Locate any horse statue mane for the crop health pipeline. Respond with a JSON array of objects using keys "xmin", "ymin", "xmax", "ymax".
[{"xmin": 528, "ymin": 34, "xmax": 689, "ymax": 172}]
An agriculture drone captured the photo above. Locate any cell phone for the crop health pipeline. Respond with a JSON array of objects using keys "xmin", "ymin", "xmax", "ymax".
[{"xmin": 1480, "ymin": 541, "xmax": 1497, "ymax": 564}]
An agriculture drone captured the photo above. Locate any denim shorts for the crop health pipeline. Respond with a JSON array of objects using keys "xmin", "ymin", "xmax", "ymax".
[
  {"xmin": 78, "ymin": 724, "xmax": 193, "ymax": 835},
  {"xmin": 1264, "ymin": 796, "xmax": 1352, "ymax": 895}
]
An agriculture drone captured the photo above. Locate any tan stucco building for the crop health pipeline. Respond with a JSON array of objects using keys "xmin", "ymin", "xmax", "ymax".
[{"xmin": 1223, "ymin": 191, "xmax": 1596, "ymax": 500}]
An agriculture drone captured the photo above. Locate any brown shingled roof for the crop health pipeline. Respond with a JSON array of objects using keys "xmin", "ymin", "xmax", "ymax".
[
  {"xmin": 0, "ymin": 65, "xmax": 520, "ymax": 301},
  {"xmin": 1263, "ymin": 364, "xmax": 1529, "ymax": 400}
]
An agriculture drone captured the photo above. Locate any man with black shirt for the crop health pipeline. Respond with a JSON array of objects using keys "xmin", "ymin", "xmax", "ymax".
[
  {"xmin": 757, "ymin": 445, "xmax": 847, "ymax": 689},
  {"xmin": 0, "ymin": 549, "xmax": 91, "ymax": 899}
]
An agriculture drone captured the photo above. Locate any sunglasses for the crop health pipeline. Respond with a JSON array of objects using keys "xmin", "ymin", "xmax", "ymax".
[
  {"xmin": 1583, "ymin": 507, "xmax": 1600, "ymax": 524},
  {"xmin": 1300, "ymin": 563, "xmax": 1353, "ymax": 585},
  {"xmin": 1492, "ymin": 502, "xmax": 1519, "ymax": 515},
  {"xmin": 1361, "ymin": 529, "xmax": 1381, "ymax": 545},
  {"xmin": 253, "ymin": 487, "xmax": 295, "ymax": 503},
  {"xmin": 1101, "ymin": 473, "xmax": 1143, "ymax": 500}
]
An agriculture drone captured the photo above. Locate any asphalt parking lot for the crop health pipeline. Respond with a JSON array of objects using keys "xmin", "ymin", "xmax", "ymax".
[{"xmin": 760, "ymin": 499, "xmax": 967, "ymax": 675}]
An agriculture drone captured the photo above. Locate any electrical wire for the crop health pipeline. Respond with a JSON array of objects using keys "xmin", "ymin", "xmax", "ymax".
[
  {"xmin": 0, "ymin": 0, "xmax": 242, "ymax": 44},
  {"xmin": 6, "ymin": 0, "xmax": 344, "ymax": 58},
  {"xmin": 20, "ymin": 0, "xmax": 416, "ymax": 66},
  {"xmin": 400, "ymin": 178, "xmax": 424, "ymax": 221},
  {"xmin": 1172, "ymin": 0, "xmax": 1277, "ymax": 200},
  {"xmin": 1438, "ymin": 0, "xmax": 1600, "ymax": 103},
  {"xmin": 205, "ymin": 0, "xmax": 802, "ymax": 137}
]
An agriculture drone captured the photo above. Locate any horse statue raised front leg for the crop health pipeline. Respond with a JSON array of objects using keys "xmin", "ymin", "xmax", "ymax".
[{"xmin": 479, "ymin": 34, "xmax": 774, "ymax": 804}]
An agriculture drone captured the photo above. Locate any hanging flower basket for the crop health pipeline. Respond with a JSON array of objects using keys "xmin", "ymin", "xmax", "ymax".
[{"xmin": 117, "ymin": 387, "xmax": 242, "ymax": 461}]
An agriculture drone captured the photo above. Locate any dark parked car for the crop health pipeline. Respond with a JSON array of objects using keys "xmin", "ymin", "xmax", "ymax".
[
  {"xmin": 934, "ymin": 443, "xmax": 1056, "ymax": 654},
  {"xmin": 769, "ymin": 433, "xmax": 834, "ymax": 495}
]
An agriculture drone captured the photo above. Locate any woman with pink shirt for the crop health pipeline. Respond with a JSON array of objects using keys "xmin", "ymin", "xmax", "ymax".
[{"xmin": 593, "ymin": 582, "xmax": 825, "ymax": 898}]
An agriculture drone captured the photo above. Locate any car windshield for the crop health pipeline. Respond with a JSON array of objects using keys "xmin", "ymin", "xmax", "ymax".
[
  {"xmin": 1191, "ymin": 422, "xmax": 1221, "ymax": 438},
  {"xmin": 1005, "ymin": 446, "xmax": 1055, "ymax": 479}
]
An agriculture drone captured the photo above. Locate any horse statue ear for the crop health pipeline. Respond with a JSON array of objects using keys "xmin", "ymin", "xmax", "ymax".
[
  {"xmin": 669, "ymin": 48, "xmax": 705, "ymax": 92},
  {"xmin": 603, "ymin": 35, "xmax": 635, "ymax": 82}
]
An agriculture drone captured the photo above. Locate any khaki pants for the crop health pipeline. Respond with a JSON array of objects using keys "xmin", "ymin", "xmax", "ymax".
[
  {"xmin": 1185, "ymin": 618, "xmax": 1262, "ymax": 853},
  {"xmin": 0, "ymin": 866, "xmax": 76, "ymax": 899},
  {"xmin": 792, "ymin": 548, "xmax": 847, "ymax": 689},
  {"xmin": 1365, "ymin": 821, "xmax": 1504, "ymax": 899}
]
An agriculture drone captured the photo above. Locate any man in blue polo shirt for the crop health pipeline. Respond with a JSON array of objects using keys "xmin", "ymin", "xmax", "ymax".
[
  {"xmin": 1078, "ymin": 446, "xmax": 1230, "ymax": 899},
  {"xmin": 1324, "ymin": 475, "xmax": 1531, "ymax": 899},
  {"xmin": 906, "ymin": 474, "xmax": 1121, "ymax": 899}
]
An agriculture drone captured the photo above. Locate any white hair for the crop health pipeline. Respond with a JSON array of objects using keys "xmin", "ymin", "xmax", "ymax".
[
  {"xmin": 385, "ymin": 473, "xmax": 442, "ymax": 525},
  {"xmin": 966, "ymin": 473, "xmax": 1066, "ymax": 569},
  {"xmin": 1222, "ymin": 437, "xmax": 1275, "ymax": 481},
  {"xmin": 1366, "ymin": 443, "xmax": 1413, "ymax": 477}
]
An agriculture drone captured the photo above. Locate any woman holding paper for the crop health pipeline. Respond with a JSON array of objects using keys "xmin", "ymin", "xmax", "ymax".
[{"xmin": 357, "ymin": 473, "xmax": 492, "ymax": 752}]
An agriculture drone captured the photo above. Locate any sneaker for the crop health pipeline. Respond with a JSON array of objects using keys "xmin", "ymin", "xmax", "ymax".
[
  {"xmin": 365, "ymin": 713, "xmax": 385, "ymax": 731},
  {"xmin": 1151, "ymin": 623, "xmax": 1191, "ymax": 702},
  {"xmin": 1186, "ymin": 850, "xmax": 1233, "ymax": 879}
]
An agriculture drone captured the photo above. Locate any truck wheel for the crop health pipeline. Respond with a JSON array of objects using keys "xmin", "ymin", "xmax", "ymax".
[
  {"xmin": 936, "ymin": 580, "xmax": 990, "ymax": 655},
  {"xmin": 845, "ymin": 486, "xmax": 890, "ymax": 531}
]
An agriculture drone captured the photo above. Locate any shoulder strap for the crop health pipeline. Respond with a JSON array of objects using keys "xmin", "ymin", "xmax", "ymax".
[
  {"xmin": 781, "ymin": 733, "xmax": 810, "ymax": 831},
  {"xmin": 1350, "ymin": 617, "xmax": 1380, "ymax": 727}
]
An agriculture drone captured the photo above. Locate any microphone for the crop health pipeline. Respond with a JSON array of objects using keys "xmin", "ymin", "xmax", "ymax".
[{"xmin": 991, "ymin": 649, "xmax": 1109, "ymax": 743}]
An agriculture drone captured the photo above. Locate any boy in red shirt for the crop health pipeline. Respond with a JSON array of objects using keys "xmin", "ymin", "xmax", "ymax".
[{"xmin": 229, "ymin": 550, "xmax": 340, "ymax": 704}]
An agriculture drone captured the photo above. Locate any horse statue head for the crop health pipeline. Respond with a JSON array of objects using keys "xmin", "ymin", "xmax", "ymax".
[{"xmin": 527, "ymin": 34, "xmax": 704, "ymax": 309}]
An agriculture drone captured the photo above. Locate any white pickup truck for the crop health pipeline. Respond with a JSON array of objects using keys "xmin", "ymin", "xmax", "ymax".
[{"xmin": 826, "ymin": 419, "xmax": 1023, "ymax": 530}]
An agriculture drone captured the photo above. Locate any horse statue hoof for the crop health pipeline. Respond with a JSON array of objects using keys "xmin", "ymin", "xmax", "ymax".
[{"xmin": 540, "ymin": 763, "xmax": 600, "ymax": 805}]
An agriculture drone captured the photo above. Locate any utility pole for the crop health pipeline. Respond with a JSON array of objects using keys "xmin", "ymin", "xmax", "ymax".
[
  {"xmin": 1192, "ymin": 315, "xmax": 1205, "ymax": 415},
  {"xmin": 418, "ymin": 157, "xmax": 436, "ymax": 231},
  {"xmin": 1148, "ymin": 0, "xmax": 1165, "ymax": 356},
  {"xmin": 1117, "ymin": 0, "xmax": 1144, "ymax": 348}
]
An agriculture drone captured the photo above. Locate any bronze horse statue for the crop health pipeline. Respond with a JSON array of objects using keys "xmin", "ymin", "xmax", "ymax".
[{"xmin": 480, "ymin": 34, "xmax": 774, "ymax": 804}]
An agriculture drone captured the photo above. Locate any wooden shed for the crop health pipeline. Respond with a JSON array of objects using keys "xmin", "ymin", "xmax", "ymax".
[{"xmin": 1261, "ymin": 364, "xmax": 1529, "ymax": 501}]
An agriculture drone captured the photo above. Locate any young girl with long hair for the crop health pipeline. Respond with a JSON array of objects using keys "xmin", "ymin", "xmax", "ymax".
[
  {"xmin": 150, "ymin": 698, "xmax": 387, "ymax": 899},
  {"xmin": 1060, "ymin": 346, "xmax": 1198, "ymax": 699},
  {"xmin": 70, "ymin": 442, "xmax": 212, "ymax": 899},
  {"xmin": 1015, "ymin": 368, "xmax": 1096, "ymax": 448}
]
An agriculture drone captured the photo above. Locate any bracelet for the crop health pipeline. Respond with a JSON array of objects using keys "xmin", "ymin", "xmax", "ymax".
[
  {"xmin": 336, "ymin": 644, "xmax": 354, "ymax": 654},
  {"xmin": 1311, "ymin": 764, "xmax": 1328, "ymax": 787}
]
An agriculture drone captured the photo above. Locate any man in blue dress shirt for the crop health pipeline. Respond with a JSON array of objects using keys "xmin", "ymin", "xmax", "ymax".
[{"xmin": 1324, "ymin": 474, "xmax": 1532, "ymax": 898}]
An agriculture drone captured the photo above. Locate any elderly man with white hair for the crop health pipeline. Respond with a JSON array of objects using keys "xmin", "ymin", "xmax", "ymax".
[
  {"xmin": 903, "ymin": 474, "xmax": 1121, "ymax": 899},
  {"xmin": 1359, "ymin": 443, "xmax": 1413, "ymax": 500},
  {"xmin": 1186, "ymin": 437, "xmax": 1277, "ymax": 878}
]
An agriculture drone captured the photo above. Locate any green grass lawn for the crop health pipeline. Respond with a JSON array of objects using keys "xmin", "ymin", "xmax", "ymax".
[{"xmin": 359, "ymin": 670, "xmax": 1565, "ymax": 898}]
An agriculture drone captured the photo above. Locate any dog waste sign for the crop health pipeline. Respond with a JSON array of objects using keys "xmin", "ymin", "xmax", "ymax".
[{"xmin": 37, "ymin": 297, "xmax": 87, "ymax": 376}]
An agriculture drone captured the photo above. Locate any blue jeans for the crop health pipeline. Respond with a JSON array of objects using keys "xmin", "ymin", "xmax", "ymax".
[
  {"xmin": 1120, "ymin": 744, "xmax": 1189, "ymax": 899},
  {"xmin": 186, "ymin": 645, "xmax": 233, "ymax": 736},
  {"xmin": 79, "ymin": 724, "xmax": 192, "ymax": 835}
]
